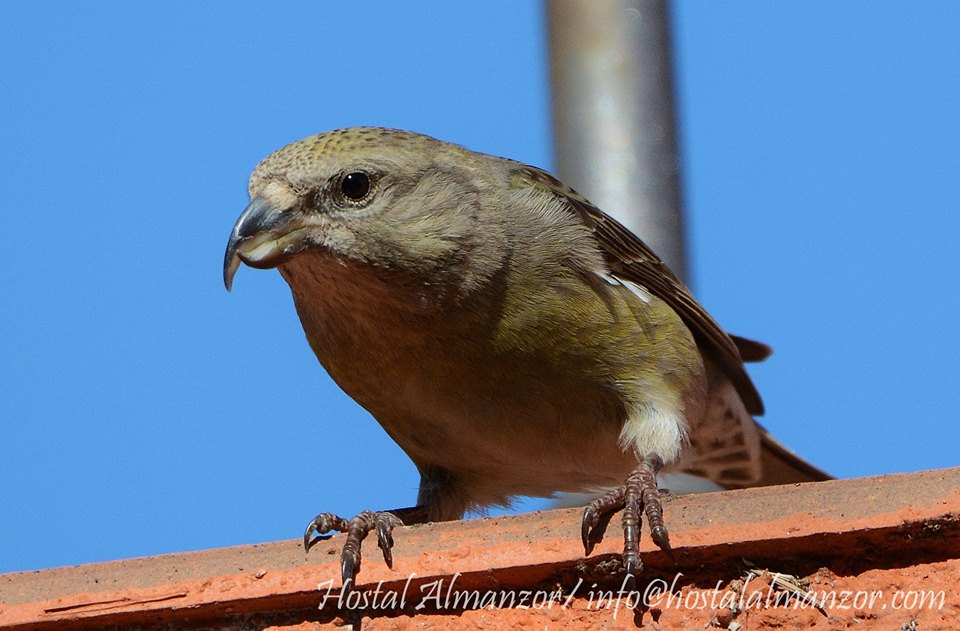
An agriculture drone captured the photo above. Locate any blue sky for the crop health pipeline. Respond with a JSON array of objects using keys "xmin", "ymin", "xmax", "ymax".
[{"xmin": 1, "ymin": 2, "xmax": 958, "ymax": 574}]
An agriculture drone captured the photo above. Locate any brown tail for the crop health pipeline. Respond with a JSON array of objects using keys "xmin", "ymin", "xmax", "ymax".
[
  {"xmin": 728, "ymin": 334, "xmax": 831, "ymax": 485},
  {"xmin": 681, "ymin": 352, "xmax": 831, "ymax": 489},
  {"xmin": 730, "ymin": 334, "xmax": 773, "ymax": 362}
]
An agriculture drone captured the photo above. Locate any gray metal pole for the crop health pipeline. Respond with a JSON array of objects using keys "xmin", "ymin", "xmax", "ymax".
[{"xmin": 548, "ymin": 0, "xmax": 688, "ymax": 280}]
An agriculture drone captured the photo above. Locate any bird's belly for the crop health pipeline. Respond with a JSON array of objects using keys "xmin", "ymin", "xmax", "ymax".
[
  {"xmin": 329, "ymin": 340, "xmax": 638, "ymax": 502},
  {"xmin": 282, "ymin": 255, "xmax": 669, "ymax": 505}
]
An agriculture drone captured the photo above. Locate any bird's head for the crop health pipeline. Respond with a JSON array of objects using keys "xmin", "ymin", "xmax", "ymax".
[{"xmin": 224, "ymin": 127, "xmax": 495, "ymax": 291}]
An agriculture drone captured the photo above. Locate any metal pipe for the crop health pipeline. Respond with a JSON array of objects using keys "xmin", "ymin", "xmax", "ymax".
[{"xmin": 548, "ymin": 0, "xmax": 688, "ymax": 280}]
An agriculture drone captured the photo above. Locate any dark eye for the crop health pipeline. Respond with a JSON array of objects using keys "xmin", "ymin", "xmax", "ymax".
[{"xmin": 340, "ymin": 171, "xmax": 371, "ymax": 201}]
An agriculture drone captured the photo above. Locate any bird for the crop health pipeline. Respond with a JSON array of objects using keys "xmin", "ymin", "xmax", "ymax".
[{"xmin": 223, "ymin": 126, "xmax": 828, "ymax": 592}]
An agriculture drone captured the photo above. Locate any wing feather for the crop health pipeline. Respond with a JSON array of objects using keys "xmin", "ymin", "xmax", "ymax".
[{"xmin": 512, "ymin": 165, "xmax": 766, "ymax": 415}]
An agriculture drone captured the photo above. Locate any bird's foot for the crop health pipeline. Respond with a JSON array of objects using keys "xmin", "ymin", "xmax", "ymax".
[
  {"xmin": 304, "ymin": 510, "xmax": 403, "ymax": 598},
  {"xmin": 581, "ymin": 454, "xmax": 672, "ymax": 580}
]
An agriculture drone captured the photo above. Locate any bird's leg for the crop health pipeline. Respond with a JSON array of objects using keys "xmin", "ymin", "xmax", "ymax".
[
  {"xmin": 304, "ymin": 505, "xmax": 429, "ymax": 598},
  {"xmin": 581, "ymin": 453, "xmax": 673, "ymax": 578}
]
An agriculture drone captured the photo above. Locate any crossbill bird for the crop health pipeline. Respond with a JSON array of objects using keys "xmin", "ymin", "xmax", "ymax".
[{"xmin": 224, "ymin": 127, "xmax": 828, "ymax": 591}]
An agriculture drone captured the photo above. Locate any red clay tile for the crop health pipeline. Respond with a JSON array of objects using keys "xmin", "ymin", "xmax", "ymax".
[{"xmin": 1, "ymin": 467, "xmax": 958, "ymax": 629}]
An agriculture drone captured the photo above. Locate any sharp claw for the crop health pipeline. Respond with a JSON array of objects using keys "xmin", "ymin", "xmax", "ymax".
[
  {"xmin": 651, "ymin": 525, "xmax": 675, "ymax": 562},
  {"xmin": 376, "ymin": 520, "xmax": 393, "ymax": 547},
  {"xmin": 381, "ymin": 546, "xmax": 394, "ymax": 569},
  {"xmin": 581, "ymin": 513, "xmax": 595, "ymax": 555},
  {"xmin": 665, "ymin": 546, "xmax": 676, "ymax": 564},
  {"xmin": 341, "ymin": 548, "xmax": 359, "ymax": 591},
  {"xmin": 304, "ymin": 515, "xmax": 324, "ymax": 553},
  {"xmin": 580, "ymin": 488, "xmax": 626, "ymax": 559},
  {"xmin": 375, "ymin": 522, "xmax": 395, "ymax": 568},
  {"xmin": 340, "ymin": 575, "xmax": 354, "ymax": 603},
  {"xmin": 624, "ymin": 557, "xmax": 639, "ymax": 581}
]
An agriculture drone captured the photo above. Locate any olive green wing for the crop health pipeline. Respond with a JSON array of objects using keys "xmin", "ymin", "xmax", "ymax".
[{"xmin": 513, "ymin": 165, "xmax": 767, "ymax": 415}]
